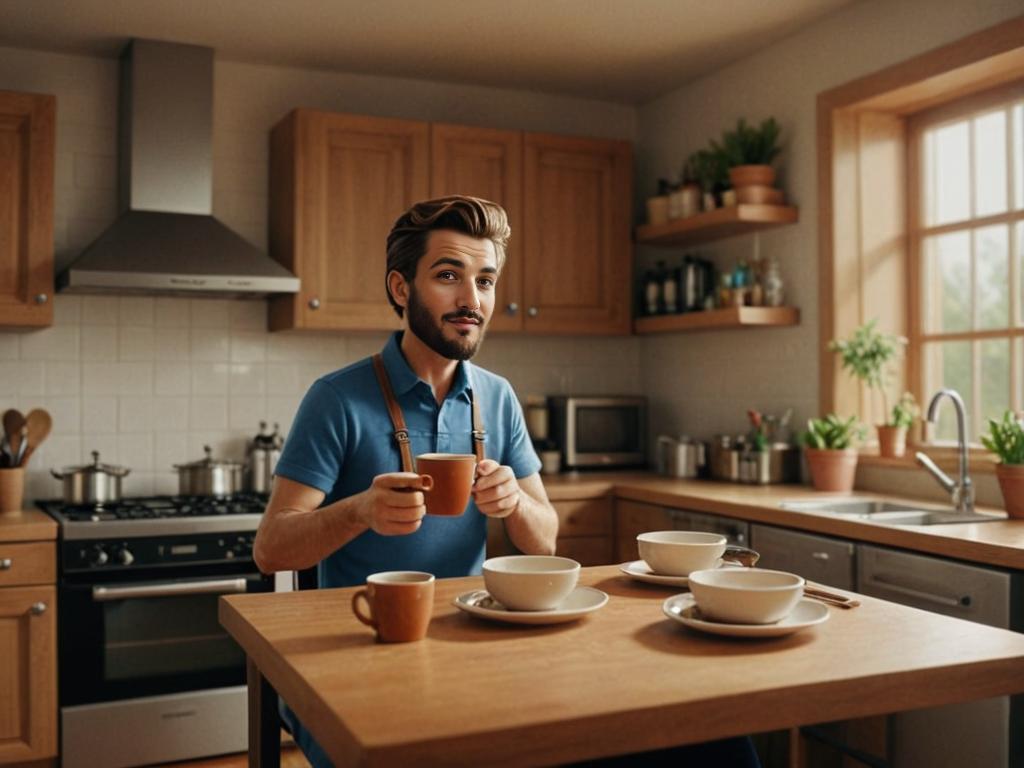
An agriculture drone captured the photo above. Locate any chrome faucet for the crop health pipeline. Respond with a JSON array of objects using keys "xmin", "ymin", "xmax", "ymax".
[{"xmin": 914, "ymin": 388, "xmax": 974, "ymax": 515}]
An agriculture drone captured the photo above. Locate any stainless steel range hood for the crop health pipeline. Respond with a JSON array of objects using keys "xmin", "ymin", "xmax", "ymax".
[{"xmin": 57, "ymin": 39, "xmax": 299, "ymax": 297}]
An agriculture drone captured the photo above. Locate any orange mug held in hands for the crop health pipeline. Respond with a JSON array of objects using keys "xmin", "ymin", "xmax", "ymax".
[
  {"xmin": 351, "ymin": 571, "xmax": 435, "ymax": 643},
  {"xmin": 414, "ymin": 453, "xmax": 476, "ymax": 516}
]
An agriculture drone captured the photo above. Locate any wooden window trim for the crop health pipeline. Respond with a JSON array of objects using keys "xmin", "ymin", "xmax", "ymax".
[{"xmin": 818, "ymin": 16, "xmax": 1024, "ymax": 453}]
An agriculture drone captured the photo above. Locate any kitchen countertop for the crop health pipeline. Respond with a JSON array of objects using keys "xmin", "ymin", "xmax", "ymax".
[
  {"xmin": 0, "ymin": 510, "xmax": 58, "ymax": 542},
  {"xmin": 541, "ymin": 471, "xmax": 1024, "ymax": 569}
]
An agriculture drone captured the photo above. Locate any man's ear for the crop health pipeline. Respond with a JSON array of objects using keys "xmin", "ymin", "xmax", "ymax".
[{"xmin": 387, "ymin": 270, "xmax": 409, "ymax": 309}]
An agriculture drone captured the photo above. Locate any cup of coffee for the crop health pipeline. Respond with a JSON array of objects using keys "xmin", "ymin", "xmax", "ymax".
[
  {"xmin": 351, "ymin": 571, "xmax": 435, "ymax": 643},
  {"xmin": 414, "ymin": 453, "xmax": 477, "ymax": 516}
]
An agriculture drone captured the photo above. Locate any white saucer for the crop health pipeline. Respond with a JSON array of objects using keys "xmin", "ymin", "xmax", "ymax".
[
  {"xmin": 619, "ymin": 559, "xmax": 736, "ymax": 587},
  {"xmin": 453, "ymin": 586, "xmax": 608, "ymax": 625},
  {"xmin": 662, "ymin": 594, "xmax": 830, "ymax": 638}
]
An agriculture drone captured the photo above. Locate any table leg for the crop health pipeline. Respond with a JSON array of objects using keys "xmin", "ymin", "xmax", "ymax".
[{"xmin": 247, "ymin": 656, "xmax": 281, "ymax": 768}]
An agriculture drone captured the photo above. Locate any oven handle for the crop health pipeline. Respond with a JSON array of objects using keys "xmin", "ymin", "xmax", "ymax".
[{"xmin": 91, "ymin": 578, "xmax": 251, "ymax": 602}]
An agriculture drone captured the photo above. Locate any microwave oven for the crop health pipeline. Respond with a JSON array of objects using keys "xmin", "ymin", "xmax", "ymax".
[{"xmin": 547, "ymin": 396, "xmax": 647, "ymax": 469}]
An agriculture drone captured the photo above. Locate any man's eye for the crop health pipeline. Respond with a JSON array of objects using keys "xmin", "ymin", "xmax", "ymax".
[
  {"xmin": 437, "ymin": 270, "xmax": 457, "ymax": 281},
  {"xmin": 477, "ymin": 277, "xmax": 495, "ymax": 289}
]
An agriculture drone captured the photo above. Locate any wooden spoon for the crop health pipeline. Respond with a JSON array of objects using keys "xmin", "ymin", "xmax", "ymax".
[
  {"xmin": 2, "ymin": 409, "xmax": 25, "ymax": 459},
  {"xmin": 20, "ymin": 409, "xmax": 52, "ymax": 467}
]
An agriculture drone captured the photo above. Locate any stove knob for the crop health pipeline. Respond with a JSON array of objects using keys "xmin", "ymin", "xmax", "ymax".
[
  {"xmin": 89, "ymin": 547, "xmax": 109, "ymax": 567},
  {"xmin": 116, "ymin": 548, "xmax": 135, "ymax": 566}
]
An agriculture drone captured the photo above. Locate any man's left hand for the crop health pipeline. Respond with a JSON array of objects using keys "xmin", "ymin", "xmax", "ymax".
[{"xmin": 472, "ymin": 459, "xmax": 522, "ymax": 519}]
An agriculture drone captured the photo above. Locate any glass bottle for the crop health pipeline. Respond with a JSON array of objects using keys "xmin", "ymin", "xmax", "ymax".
[
  {"xmin": 662, "ymin": 262, "xmax": 679, "ymax": 313},
  {"xmin": 644, "ymin": 269, "xmax": 661, "ymax": 315},
  {"xmin": 764, "ymin": 257, "xmax": 785, "ymax": 307}
]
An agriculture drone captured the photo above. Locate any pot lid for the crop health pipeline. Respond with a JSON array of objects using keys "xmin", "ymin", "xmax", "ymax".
[
  {"xmin": 60, "ymin": 450, "xmax": 131, "ymax": 477},
  {"xmin": 175, "ymin": 445, "xmax": 244, "ymax": 470}
]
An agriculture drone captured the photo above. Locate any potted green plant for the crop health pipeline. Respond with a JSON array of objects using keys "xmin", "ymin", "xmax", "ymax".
[
  {"xmin": 690, "ymin": 148, "xmax": 729, "ymax": 212},
  {"xmin": 829, "ymin": 320, "xmax": 911, "ymax": 458},
  {"xmin": 980, "ymin": 411, "xmax": 1024, "ymax": 519},
  {"xmin": 801, "ymin": 414, "xmax": 865, "ymax": 492},
  {"xmin": 712, "ymin": 117, "xmax": 782, "ymax": 193}
]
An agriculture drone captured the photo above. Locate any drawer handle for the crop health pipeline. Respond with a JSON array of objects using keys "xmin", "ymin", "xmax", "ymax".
[
  {"xmin": 0, "ymin": 558, "xmax": 11, "ymax": 570},
  {"xmin": 871, "ymin": 575, "xmax": 969, "ymax": 608},
  {"xmin": 811, "ymin": 552, "xmax": 830, "ymax": 561},
  {"xmin": 30, "ymin": 602, "xmax": 47, "ymax": 615}
]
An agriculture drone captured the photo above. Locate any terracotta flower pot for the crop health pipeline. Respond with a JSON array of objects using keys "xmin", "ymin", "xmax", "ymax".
[
  {"xmin": 876, "ymin": 425, "xmax": 907, "ymax": 458},
  {"xmin": 735, "ymin": 184, "xmax": 784, "ymax": 205},
  {"xmin": 995, "ymin": 464, "xmax": 1024, "ymax": 519},
  {"xmin": 804, "ymin": 448, "xmax": 858, "ymax": 493},
  {"xmin": 728, "ymin": 164, "xmax": 776, "ymax": 189}
]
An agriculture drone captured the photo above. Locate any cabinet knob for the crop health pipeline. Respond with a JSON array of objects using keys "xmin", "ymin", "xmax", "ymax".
[
  {"xmin": 506, "ymin": 302, "xmax": 519, "ymax": 315},
  {"xmin": 35, "ymin": 293, "xmax": 48, "ymax": 305},
  {"xmin": 811, "ymin": 551, "xmax": 830, "ymax": 561},
  {"xmin": 30, "ymin": 602, "xmax": 46, "ymax": 615},
  {"xmin": 527, "ymin": 306, "xmax": 539, "ymax": 317},
  {"xmin": 0, "ymin": 557, "xmax": 10, "ymax": 570},
  {"xmin": 308, "ymin": 298, "xmax": 321, "ymax": 310}
]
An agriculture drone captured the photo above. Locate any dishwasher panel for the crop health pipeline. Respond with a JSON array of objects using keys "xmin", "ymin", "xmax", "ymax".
[
  {"xmin": 750, "ymin": 524, "xmax": 855, "ymax": 590},
  {"xmin": 858, "ymin": 544, "xmax": 1021, "ymax": 768},
  {"xmin": 666, "ymin": 509, "xmax": 749, "ymax": 546}
]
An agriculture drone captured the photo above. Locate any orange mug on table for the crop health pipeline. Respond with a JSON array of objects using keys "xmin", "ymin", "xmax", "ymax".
[{"xmin": 351, "ymin": 571, "xmax": 435, "ymax": 643}]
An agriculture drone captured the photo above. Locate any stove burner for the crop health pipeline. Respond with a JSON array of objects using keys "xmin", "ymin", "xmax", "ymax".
[{"xmin": 40, "ymin": 493, "xmax": 269, "ymax": 523}]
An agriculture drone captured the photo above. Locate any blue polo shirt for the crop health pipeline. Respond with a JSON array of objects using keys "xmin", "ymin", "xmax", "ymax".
[{"xmin": 274, "ymin": 331, "xmax": 541, "ymax": 588}]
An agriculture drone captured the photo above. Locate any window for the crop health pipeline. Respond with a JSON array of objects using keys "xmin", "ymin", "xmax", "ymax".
[{"xmin": 910, "ymin": 85, "xmax": 1024, "ymax": 441}]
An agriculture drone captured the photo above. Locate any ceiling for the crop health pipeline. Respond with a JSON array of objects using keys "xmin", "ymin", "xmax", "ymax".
[{"xmin": 0, "ymin": 0, "xmax": 858, "ymax": 104}]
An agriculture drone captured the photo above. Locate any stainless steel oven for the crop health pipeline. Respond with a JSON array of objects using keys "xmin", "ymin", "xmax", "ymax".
[{"xmin": 39, "ymin": 495, "xmax": 275, "ymax": 768}]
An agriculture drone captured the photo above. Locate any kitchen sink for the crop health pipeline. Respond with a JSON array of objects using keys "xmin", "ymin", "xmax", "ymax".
[{"xmin": 779, "ymin": 498, "xmax": 1004, "ymax": 526}]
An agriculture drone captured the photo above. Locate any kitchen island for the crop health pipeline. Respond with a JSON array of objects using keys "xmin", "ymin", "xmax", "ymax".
[{"xmin": 221, "ymin": 564, "xmax": 1024, "ymax": 768}]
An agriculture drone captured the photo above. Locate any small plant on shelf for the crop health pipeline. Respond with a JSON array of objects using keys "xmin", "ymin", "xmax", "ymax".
[
  {"xmin": 981, "ymin": 411, "xmax": 1024, "ymax": 518},
  {"xmin": 712, "ymin": 117, "xmax": 782, "ymax": 193}
]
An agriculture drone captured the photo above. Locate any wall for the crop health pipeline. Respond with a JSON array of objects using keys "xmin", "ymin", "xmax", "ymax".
[
  {"xmin": 634, "ymin": 0, "xmax": 1022, "ymax": 459},
  {"xmin": 0, "ymin": 47, "xmax": 641, "ymax": 503}
]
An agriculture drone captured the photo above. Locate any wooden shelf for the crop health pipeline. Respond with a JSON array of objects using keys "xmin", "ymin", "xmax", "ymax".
[
  {"xmin": 634, "ymin": 306, "xmax": 800, "ymax": 335},
  {"xmin": 635, "ymin": 204, "xmax": 799, "ymax": 247}
]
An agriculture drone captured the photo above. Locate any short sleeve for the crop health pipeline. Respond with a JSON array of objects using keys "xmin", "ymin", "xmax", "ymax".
[
  {"xmin": 502, "ymin": 385, "xmax": 542, "ymax": 479},
  {"xmin": 274, "ymin": 379, "xmax": 347, "ymax": 494}
]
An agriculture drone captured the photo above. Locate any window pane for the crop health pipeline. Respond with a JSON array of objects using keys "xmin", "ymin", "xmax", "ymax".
[
  {"xmin": 976, "ymin": 225, "xmax": 1009, "ymax": 330},
  {"xmin": 974, "ymin": 110, "xmax": 1007, "ymax": 217},
  {"xmin": 922, "ymin": 231, "xmax": 971, "ymax": 333},
  {"xmin": 1018, "ymin": 222, "xmax": 1023, "ymax": 327},
  {"xmin": 925, "ymin": 340, "xmax": 973, "ymax": 442},
  {"xmin": 979, "ymin": 338, "xmax": 1010, "ymax": 440},
  {"xmin": 924, "ymin": 121, "xmax": 970, "ymax": 226},
  {"xmin": 1014, "ymin": 104, "xmax": 1023, "ymax": 211}
]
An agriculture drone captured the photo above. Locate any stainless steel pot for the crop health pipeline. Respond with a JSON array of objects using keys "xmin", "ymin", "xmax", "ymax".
[
  {"xmin": 174, "ymin": 445, "xmax": 244, "ymax": 496},
  {"xmin": 51, "ymin": 450, "xmax": 131, "ymax": 505}
]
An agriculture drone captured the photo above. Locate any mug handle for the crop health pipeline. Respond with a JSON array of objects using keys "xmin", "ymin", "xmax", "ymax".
[
  {"xmin": 723, "ymin": 545, "xmax": 760, "ymax": 568},
  {"xmin": 351, "ymin": 589, "xmax": 377, "ymax": 629}
]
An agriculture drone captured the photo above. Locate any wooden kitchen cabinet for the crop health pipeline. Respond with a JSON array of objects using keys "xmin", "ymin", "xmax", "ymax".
[
  {"xmin": 614, "ymin": 498, "xmax": 671, "ymax": 563},
  {"xmin": 269, "ymin": 111, "xmax": 633, "ymax": 335},
  {"xmin": 522, "ymin": 133, "xmax": 633, "ymax": 335},
  {"xmin": 431, "ymin": 123, "xmax": 524, "ymax": 333},
  {"xmin": 0, "ymin": 522, "xmax": 57, "ymax": 765},
  {"xmin": 0, "ymin": 90, "xmax": 55, "ymax": 330},
  {"xmin": 487, "ymin": 495, "xmax": 614, "ymax": 566},
  {"xmin": 268, "ymin": 110, "xmax": 428, "ymax": 331}
]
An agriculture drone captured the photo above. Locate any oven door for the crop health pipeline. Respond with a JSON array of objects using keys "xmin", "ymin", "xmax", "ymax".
[{"xmin": 59, "ymin": 567, "xmax": 272, "ymax": 706}]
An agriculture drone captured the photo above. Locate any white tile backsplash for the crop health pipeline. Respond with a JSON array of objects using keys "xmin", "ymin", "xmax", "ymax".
[
  {"xmin": 81, "ymin": 326, "xmax": 118, "ymax": 361},
  {"xmin": 82, "ymin": 395, "xmax": 117, "ymax": 434},
  {"xmin": 154, "ymin": 327, "xmax": 191, "ymax": 361},
  {"xmin": 118, "ymin": 326, "xmax": 155, "ymax": 361},
  {"xmin": 155, "ymin": 298, "xmax": 191, "ymax": 328},
  {"xmin": 81, "ymin": 295, "xmax": 119, "ymax": 325},
  {"xmin": 191, "ymin": 363, "xmax": 230, "ymax": 395}
]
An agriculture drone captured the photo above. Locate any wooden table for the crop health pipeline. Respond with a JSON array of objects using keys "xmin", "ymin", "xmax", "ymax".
[{"xmin": 220, "ymin": 565, "xmax": 1024, "ymax": 767}]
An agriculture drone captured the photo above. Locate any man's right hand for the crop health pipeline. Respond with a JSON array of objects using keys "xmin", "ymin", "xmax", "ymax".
[{"xmin": 356, "ymin": 472, "xmax": 430, "ymax": 536}]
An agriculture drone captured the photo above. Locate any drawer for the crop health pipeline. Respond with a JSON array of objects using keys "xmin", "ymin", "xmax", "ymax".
[
  {"xmin": 0, "ymin": 541, "xmax": 55, "ymax": 587},
  {"xmin": 553, "ymin": 498, "xmax": 612, "ymax": 537},
  {"xmin": 750, "ymin": 525, "xmax": 855, "ymax": 590},
  {"xmin": 555, "ymin": 536, "xmax": 613, "ymax": 567}
]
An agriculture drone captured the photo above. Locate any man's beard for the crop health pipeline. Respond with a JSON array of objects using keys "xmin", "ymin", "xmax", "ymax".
[{"xmin": 406, "ymin": 286, "xmax": 486, "ymax": 361}]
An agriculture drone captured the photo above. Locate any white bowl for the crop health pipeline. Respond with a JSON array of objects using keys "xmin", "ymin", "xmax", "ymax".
[
  {"xmin": 636, "ymin": 531, "xmax": 727, "ymax": 576},
  {"xmin": 482, "ymin": 555, "xmax": 581, "ymax": 611},
  {"xmin": 687, "ymin": 568, "xmax": 805, "ymax": 625}
]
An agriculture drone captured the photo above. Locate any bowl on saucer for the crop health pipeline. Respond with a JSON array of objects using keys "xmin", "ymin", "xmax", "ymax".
[
  {"xmin": 636, "ymin": 531, "xmax": 727, "ymax": 577},
  {"xmin": 687, "ymin": 568, "xmax": 805, "ymax": 624},
  {"xmin": 482, "ymin": 555, "xmax": 580, "ymax": 611}
]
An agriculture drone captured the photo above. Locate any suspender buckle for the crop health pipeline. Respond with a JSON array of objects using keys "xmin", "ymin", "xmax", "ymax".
[
  {"xmin": 472, "ymin": 429, "xmax": 487, "ymax": 443},
  {"xmin": 394, "ymin": 429, "xmax": 410, "ymax": 444}
]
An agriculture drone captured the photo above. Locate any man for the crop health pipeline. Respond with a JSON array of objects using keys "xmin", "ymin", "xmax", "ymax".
[{"xmin": 253, "ymin": 195, "xmax": 559, "ymax": 767}]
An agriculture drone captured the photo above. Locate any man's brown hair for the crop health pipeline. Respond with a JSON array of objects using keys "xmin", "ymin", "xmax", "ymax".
[{"xmin": 385, "ymin": 195, "xmax": 510, "ymax": 318}]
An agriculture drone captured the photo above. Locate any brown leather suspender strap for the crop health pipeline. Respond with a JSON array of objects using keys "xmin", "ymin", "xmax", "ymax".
[
  {"xmin": 372, "ymin": 353, "xmax": 487, "ymax": 471},
  {"xmin": 372, "ymin": 353, "xmax": 414, "ymax": 473}
]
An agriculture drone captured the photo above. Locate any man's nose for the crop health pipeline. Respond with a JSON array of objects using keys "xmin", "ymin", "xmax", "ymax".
[{"xmin": 457, "ymin": 282, "xmax": 481, "ymax": 311}]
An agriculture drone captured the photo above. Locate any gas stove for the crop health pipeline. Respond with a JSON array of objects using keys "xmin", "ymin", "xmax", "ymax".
[{"xmin": 38, "ymin": 493, "xmax": 268, "ymax": 541}]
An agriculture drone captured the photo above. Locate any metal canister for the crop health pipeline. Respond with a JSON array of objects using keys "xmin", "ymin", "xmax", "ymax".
[
  {"xmin": 174, "ymin": 445, "xmax": 244, "ymax": 497},
  {"xmin": 246, "ymin": 422, "xmax": 282, "ymax": 493}
]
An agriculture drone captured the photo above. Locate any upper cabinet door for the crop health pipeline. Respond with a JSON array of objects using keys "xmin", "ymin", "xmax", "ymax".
[
  {"xmin": 430, "ymin": 124, "xmax": 523, "ymax": 333},
  {"xmin": 269, "ymin": 110, "xmax": 428, "ymax": 331},
  {"xmin": 522, "ymin": 133, "xmax": 632, "ymax": 335},
  {"xmin": 0, "ymin": 91, "xmax": 54, "ymax": 329}
]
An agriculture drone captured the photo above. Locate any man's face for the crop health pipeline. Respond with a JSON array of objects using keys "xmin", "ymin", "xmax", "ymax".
[{"xmin": 401, "ymin": 230, "xmax": 498, "ymax": 361}]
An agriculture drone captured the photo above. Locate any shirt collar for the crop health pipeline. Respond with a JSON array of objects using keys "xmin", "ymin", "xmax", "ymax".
[{"xmin": 382, "ymin": 331, "xmax": 474, "ymax": 402}]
